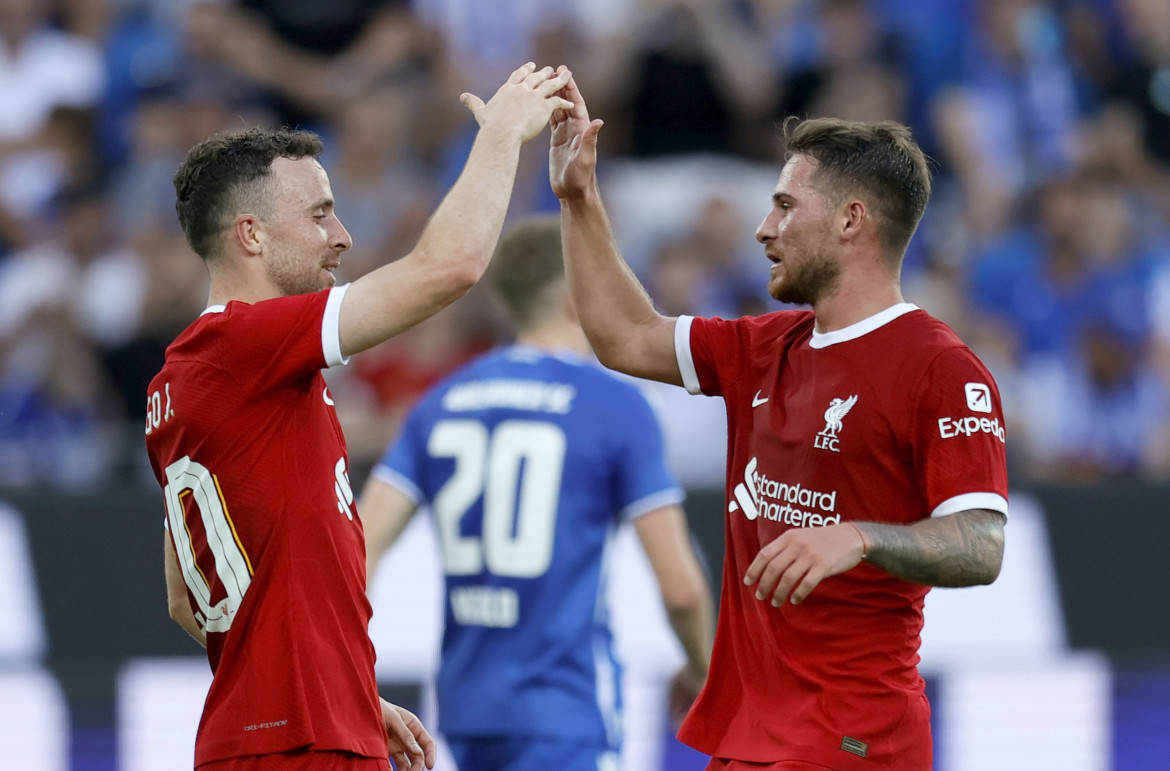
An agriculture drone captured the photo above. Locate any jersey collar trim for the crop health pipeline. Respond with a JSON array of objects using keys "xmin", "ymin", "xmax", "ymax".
[
  {"xmin": 507, "ymin": 343, "xmax": 588, "ymax": 365},
  {"xmin": 200, "ymin": 305, "xmax": 226, "ymax": 316},
  {"xmin": 809, "ymin": 303, "xmax": 918, "ymax": 349}
]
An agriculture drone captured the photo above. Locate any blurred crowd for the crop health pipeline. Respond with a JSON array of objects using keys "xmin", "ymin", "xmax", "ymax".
[{"xmin": 0, "ymin": 0, "xmax": 1168, "ymax": 488}]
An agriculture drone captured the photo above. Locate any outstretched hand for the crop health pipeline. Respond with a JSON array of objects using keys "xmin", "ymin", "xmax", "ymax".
[
  {"xmin": 460, "ymin": 62, "xmax": 574, "ymax": 144},
  {"xmin": 743, "ymin": 523, "xmax": 867, "ymax": 607},
  {"xmin": 549, "ymin": 75, "xmax": 604, "ymax": 200},
  {"xmin": 381, "ymin": 699, "xmax": 436, "ymax": 771}
]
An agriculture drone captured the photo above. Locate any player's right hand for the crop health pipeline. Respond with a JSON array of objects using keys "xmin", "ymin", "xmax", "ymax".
[{"xmin": 461, "ymin": 63, "xmax": 574, "ymax": 144}]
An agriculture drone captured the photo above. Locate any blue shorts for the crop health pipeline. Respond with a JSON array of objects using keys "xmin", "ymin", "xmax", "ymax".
[{"xmin": 447, "ymin": 737, "xmax": 618, "ymax": 771}]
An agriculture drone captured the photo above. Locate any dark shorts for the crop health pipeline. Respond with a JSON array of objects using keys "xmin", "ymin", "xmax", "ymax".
[
  {"xmin": 447, "ymin": 736, "xmax": 618, "ymax": 771},
  {"xmin": 199, "ymin": 750, "xmax": 390, "ymax": 770}
]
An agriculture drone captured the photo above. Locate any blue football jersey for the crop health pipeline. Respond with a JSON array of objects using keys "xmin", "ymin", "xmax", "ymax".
[{"xmin": 372, "ymin": 345, "xmax": 684, "ymax": 746}]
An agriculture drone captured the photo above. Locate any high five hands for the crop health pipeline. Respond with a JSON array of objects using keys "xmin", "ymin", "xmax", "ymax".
[{"xmin": 460, "ymin": 62, "xmax": 574, "ymax": 144}]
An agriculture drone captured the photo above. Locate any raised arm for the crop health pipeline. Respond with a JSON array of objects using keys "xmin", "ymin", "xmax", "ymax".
[
  {"xmin": 549, "ymin": 77, "xmax": 682, "ymax": 385},
  {"xmin": 338, "ymin": 63, "xmax": 574, "ymax": 357},
  {"xmin": 634, "ymin": 505, "xmax": 715, "ymax": 724},
  {"xmin": 744, "ymin": 509, "xmax": 1006, "ymax": 607},
  {"xmin": 357, "ymin": 477, "xmax": 420, "ymax": 584}
]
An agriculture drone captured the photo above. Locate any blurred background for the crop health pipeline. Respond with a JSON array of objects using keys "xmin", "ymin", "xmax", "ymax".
[{"xmin": 0, "ymin": 0, "xmax": 1168, "ymax": 768}]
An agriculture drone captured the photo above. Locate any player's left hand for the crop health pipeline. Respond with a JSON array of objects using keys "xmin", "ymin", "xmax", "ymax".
[
  {"xmin": 380, "ymin": 699, "xmax": 437, "ymax": 771},
  {"xmin": 549, "ymin": 74, "xmax": 604, "ymax": 201},
  {"xmin": 744, "ymin": 523, "xmax": 867, "ymax": 606}
]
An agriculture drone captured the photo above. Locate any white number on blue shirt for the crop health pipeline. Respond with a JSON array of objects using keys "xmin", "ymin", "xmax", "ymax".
[{"xmin": 428, "ymin": 419, "xmax": 565, "ymax": 578}]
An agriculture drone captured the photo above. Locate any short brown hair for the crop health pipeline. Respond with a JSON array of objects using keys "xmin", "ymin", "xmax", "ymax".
[
  {"xmin": 173, "ymin": 128, "xmax": 323, "ymax": 259},
  {"xmin": 784, "ymin": 117, "xmax": 931, "ymax": 259},
  {"xmin": 488, "ymin": 217, "xmax": 565, "ymax": 329}
]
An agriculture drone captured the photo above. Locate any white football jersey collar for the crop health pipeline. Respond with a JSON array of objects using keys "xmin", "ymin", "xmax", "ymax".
[{"xmin": 809, "ymin": 303, "xmax": 918, "ymax": 349}]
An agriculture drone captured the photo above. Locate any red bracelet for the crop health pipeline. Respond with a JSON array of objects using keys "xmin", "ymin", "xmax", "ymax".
[{"xmin": 849, "ymin": 523, "xmax": 871, "ymax": 561}]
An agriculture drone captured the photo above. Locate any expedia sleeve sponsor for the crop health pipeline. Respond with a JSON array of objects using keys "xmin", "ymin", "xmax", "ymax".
[{"xmin": 937, "ymin": 415, "xmax": 1006, "ymax": 443}]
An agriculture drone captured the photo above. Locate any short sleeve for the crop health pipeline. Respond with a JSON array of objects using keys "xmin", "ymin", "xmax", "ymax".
[
  {"xmin": 211, "ymin": 288, "xmax": 347, "ymax": 391},
  {"xmin": 679, "ymin": 315, "xmax": 745, "ymax": 397},
  {"xmin": 913, "ymin": 347, "xmax": 1010, "ymax": 519},
  {"xmin": 370, "ymin": 407, "xmax": 428, "ymax": 506},
  {"xmin": 612, "ymin": 385, "xmax": 685, "ymax": 522}
]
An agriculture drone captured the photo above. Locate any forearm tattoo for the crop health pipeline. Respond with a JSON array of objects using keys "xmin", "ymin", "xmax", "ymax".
[{"xmin": 857, "ymin": 509, "xmax": 1006, "ymax": 587}]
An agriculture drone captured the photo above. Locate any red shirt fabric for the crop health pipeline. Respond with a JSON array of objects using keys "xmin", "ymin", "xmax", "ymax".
[
  {"xmin": 674, "ymin": 304, "xmax": 1009, "ymax": 769},
  {"xmin": 144, "ymin": 287, "xmax": 388, "ymax": 767}
]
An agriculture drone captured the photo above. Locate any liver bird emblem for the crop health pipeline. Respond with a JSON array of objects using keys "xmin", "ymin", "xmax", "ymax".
[{"xmin": 822, "ymin": 395, "xmax": 859, "ymax": 437}]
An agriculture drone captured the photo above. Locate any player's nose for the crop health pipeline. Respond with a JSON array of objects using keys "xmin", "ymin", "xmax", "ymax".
[{"xmin": 332, "ymin": 217, "xmax": 352, "ymax": 252}]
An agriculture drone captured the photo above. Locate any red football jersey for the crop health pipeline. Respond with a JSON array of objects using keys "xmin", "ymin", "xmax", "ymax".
[
  {"xmin": 144, "ymin": 287, "xmax": 388, "ymax": 766},
  {"xmin": 674, "ymin": 304, "xmax": 1009, "ymax": 769}
]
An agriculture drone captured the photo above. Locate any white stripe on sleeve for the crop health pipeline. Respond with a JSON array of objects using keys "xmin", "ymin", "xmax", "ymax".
[
  {"xmin": 675, "ymin": 316, "xmax": 702, "ymax": 395},
  {"xmin": 322, "ymin": 284, "xmax": 350, "ymax": 368},
  {"xmin": 931, "ymin": 492, "xmax": 1009, "ymax": 520}
]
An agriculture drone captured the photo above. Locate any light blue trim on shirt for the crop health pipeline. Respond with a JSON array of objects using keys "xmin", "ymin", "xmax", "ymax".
[
  {"xmin": 621, "ymin": 488, "xmax": 686, "ymax": 522},
  {"xmin": 371, "ymin": 464, "xmax": 423, "ymax": 507}
]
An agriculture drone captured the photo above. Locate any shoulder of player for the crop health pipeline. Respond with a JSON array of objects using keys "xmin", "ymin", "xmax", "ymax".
[
  {"xmin": 894, "ymin": 310, "xmax": 985, "ymax": 361},
  {"xmin": 693, "ymin": 309, "xmax": 813, "ymax": 349},
  {"xmin": 888, "ymin": 316, "xmax": 1000, "ymax": 400},
  {"xmin": 736, "ymin": 308, "xmax": 813, "ymax": 335}
]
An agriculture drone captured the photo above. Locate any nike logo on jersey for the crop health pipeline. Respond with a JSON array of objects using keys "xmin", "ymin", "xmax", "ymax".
[
  {"xmin": 752, "ymin": 391, "xmax": 770, "ymax": 407},
  {"xmin": 323, "ymin": 386, "xmax": 335, "ymax": 406}
]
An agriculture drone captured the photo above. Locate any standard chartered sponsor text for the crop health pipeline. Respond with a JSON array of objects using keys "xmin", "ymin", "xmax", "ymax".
[{"xmin": 752, "ymin": 469, "xmax": 841, "ymax": 527}]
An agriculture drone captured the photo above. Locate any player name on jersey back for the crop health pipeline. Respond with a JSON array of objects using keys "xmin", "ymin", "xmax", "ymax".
[{"xmin": 441, "ymin": 379, "xmax": 576, "ymax": 414}]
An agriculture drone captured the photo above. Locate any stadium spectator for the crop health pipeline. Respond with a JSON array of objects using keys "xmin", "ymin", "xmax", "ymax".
[
  {"xmin": 550, "ymin": 76, "xmax": 1007, "ymax": 767},
  {"xmin": 0, "ymin": 0, "xmax": 106, "ymax": 245},
  {"xmin": 182, "ymin": 0, "xmax": 422, "ymax": 130},
  {"xmin": 606, "ymin": 0, "xmax": 774, "ymax": 159},
  {"xmin": 770, "ymin": 0, "xmax": 910, "ymax": 128},
  {"xmin": 933, "ymin": 0, "xmax": 1086, "ymax": 239},
  {"xmin": 1104, "ymin": 0, "xmax": 1170, "ymax": 169}
]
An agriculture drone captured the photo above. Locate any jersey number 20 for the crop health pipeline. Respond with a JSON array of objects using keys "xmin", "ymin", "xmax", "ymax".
[{"xmin": 428, "ymin": 419, "xmax": 565, "ymax": 579}]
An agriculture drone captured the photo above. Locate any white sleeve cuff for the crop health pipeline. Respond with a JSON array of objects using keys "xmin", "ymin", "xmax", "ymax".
[
  {"xmin": 675, "ymin": 316, "xmax": 702, "ymax": 395},
  {"xmin": 931, "ymin": 492, "xmax": 1009, "ymax": 520},
  {"xmin": 370, "ymin": 465, "xmax": 423, "ymax": 506},
  {"xmin": 621, "ymin": 487, "xmax": 686, "ymax": 522},
  {"xmin": 322, "ymin": 284, "xmax": 350, "ymax": 368}
]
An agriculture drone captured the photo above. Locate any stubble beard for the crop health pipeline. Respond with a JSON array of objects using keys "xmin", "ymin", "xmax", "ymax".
[
  {"xmin": 266, "ymin": 253, "xmax": 332, "ymax": 297},
  {"xmin": 770, "ymin": 249, "xmax": 841, "ymax": 306}
]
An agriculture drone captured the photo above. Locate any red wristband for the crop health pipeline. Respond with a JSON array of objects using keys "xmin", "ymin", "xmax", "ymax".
[{"xmin": 849, "ymin": 523, "xmax": 870, "ymax": 561}]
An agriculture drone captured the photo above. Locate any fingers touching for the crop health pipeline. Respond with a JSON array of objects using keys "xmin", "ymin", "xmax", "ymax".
[{"xmin": 460, "ymin": 62, "xmax": 574, "ymax": 135}]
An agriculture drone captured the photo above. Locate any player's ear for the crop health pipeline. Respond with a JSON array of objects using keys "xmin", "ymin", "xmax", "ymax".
[
  {"xmin": 840, "ymin": 199, "xmax": 867, "ymax": 242},
  {"xmin": 234, "ymin": 214, "xmax": 264, "ymax": 257}
]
